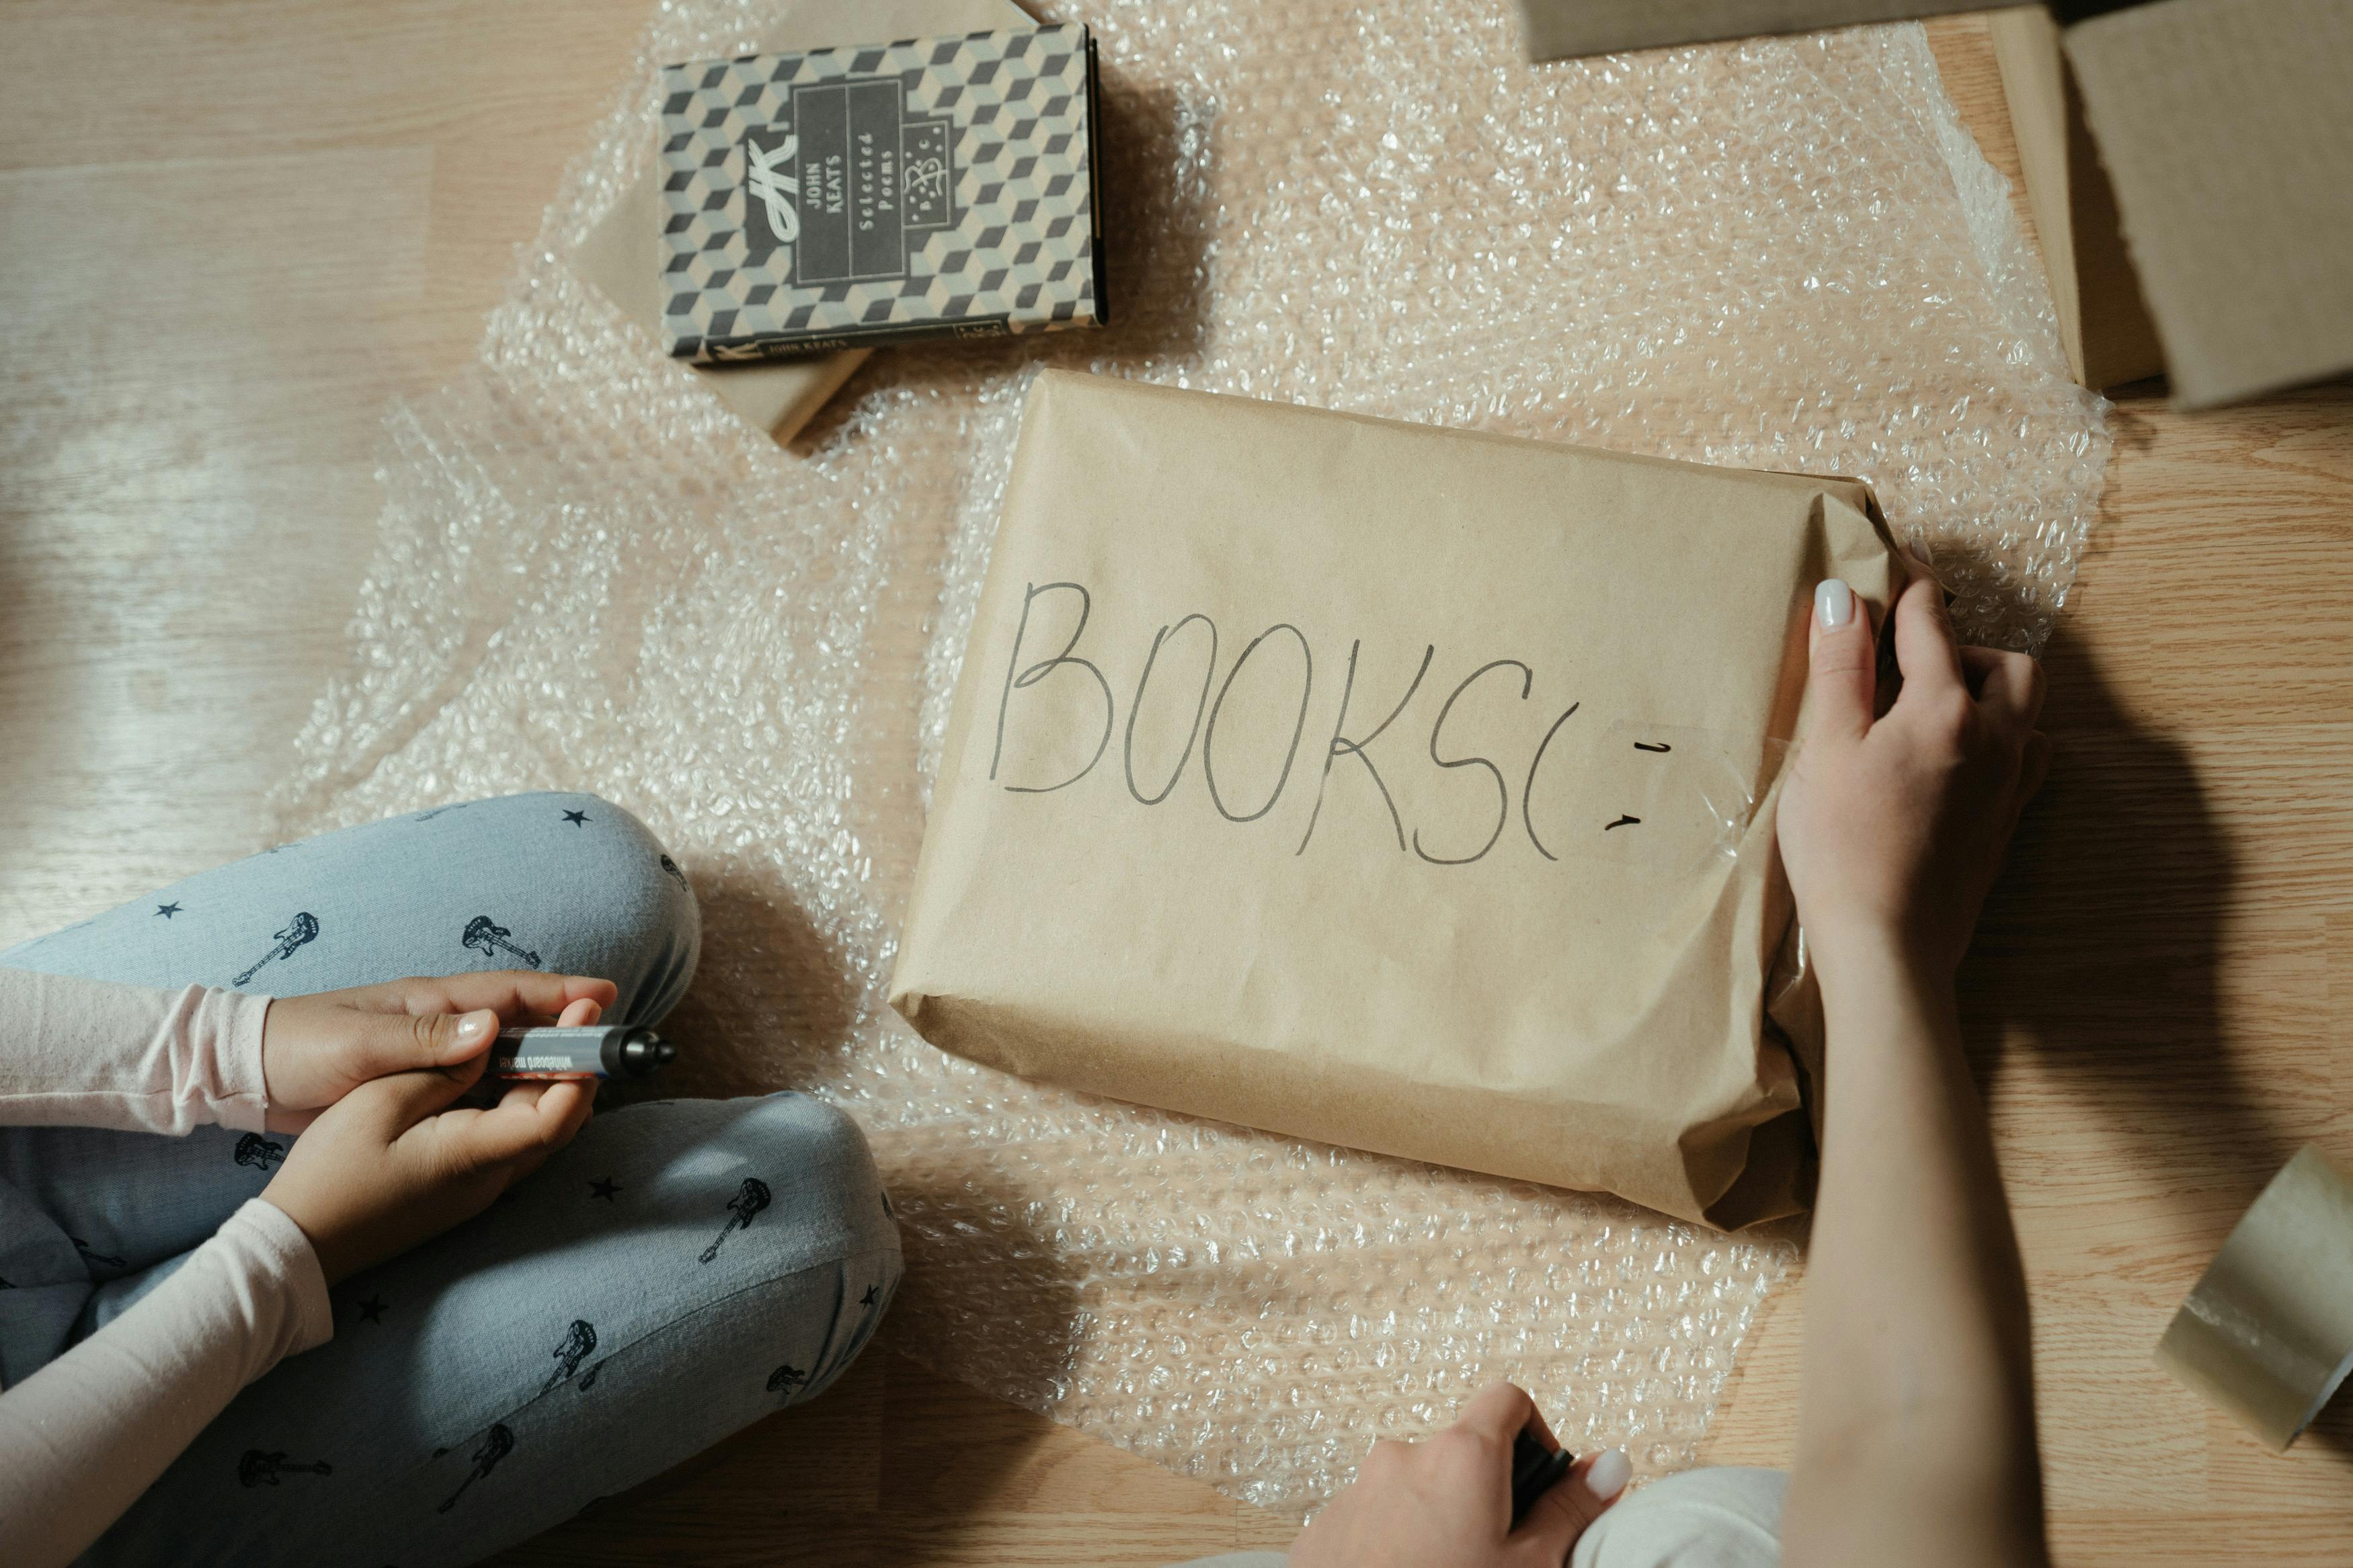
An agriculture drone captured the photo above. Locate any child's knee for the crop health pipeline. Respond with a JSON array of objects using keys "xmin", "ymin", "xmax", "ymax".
[
  {"xmin": 770, "ymin": 1098, "xmax": 902, "ymax": 1393},
  {"xmin": 462, "ymin": 792, "xmax": 701, "ymax": 1023},
  {"xmin": 692, "ymin": 1094, "xmax": 901, "ymax": 1397},
  {"xmin": 567, "ymin": 796, "xmax": 701, "ymax": 1023},
  {"xmin": 744, "ymin": 1093, "xmax": 900, "ymax": 1262}
]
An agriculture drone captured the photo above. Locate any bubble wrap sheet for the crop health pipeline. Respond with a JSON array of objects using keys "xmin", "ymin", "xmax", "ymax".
[{"xmin": 274, "ymin": 0, "xmax": 2108, "ymax": 1517}]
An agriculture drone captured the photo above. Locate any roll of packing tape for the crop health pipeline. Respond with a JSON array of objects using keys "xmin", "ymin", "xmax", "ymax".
[{"xmin": 2155, "ymin": 1145, "xmax": 2353, "ymax": 1450}]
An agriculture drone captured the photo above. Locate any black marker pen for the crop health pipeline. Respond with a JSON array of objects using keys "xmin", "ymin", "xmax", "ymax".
[
  {"xmin": 1509, "ymin": 1427, "xmax": 1574, "ymax": 1527},
  {"xmin": 490, "ymin": 1025, "xmax": 676, "ymax": 1080}
]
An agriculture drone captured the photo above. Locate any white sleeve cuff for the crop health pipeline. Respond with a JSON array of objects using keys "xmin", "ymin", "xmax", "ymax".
[{"xmin": 238, "ymin": 1197, "xmax": 335, "ymax": 1358}]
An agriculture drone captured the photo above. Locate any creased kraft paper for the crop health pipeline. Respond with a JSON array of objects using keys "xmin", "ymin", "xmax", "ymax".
[{"xmin": 891, "ymin": 371, "xmax": 1901, "ymax": 1225}]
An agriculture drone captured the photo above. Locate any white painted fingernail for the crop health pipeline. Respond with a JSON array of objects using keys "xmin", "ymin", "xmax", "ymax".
[
  {"xmin": 1585, "ymin": 1448, "xmax": 1632, "ymax": 1501},
  {"xmin": 1908, "ymin": 540, "xmax": 1933, "ymax": 565},
  {"xmin": 453, "ymin": 1009, "xmax": 497, "ymax": 1050},
  {"xmin": 1815, "ymin": 578, "xmax": 1855, "ymax": 630}
]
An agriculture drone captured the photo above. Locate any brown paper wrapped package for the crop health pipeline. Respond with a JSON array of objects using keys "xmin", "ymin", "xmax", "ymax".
[{"xmin": 890, "ymin": 372, "xmax": 1902, "ymax": 1227}]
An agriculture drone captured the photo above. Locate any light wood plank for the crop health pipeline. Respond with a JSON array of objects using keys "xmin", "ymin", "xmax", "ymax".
[{"xmin": 3, "ymin": 6, "xmax": 2350, "ymax": 1565}]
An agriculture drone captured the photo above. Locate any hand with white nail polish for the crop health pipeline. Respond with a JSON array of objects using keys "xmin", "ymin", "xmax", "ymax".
[
  {"xmin": 1779, "ymin": 573, "xmax": 2050, "ymax": 985},
  {"xmin": 1776, "ymin": 570, "xmax": 2056, "ymax": 1568},
  {"xmin": 1289, "ymin": 1381, "xmax": 1628, "ymax": 1568}
]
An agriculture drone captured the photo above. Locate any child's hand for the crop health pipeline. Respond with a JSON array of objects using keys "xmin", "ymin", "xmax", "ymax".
[
  {"xmin": 260, "ymin": 1053, "xmax": 598, "ymax": 1284},
  {"xmin": 1778, "ymin": 573, "xmax": 2049, "ymax": 985},
  {"xmin": 1288, "ymin": 1383, "xmax": 1630, "ymax": 1568},
  {"xmin": 258, "ymin": 972, "xmax": 618, "ymax": 1131}
]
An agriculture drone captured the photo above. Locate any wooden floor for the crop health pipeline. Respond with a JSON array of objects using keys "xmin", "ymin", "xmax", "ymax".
[{"xmin": 4, "ymin": 5, "xmax": 2349, "ymax": 1563}]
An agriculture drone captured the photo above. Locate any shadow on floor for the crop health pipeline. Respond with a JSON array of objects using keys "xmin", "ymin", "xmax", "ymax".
[{"xmin": 1964, "ymin": 621, "xmax": 2294, "ymax": 1223}]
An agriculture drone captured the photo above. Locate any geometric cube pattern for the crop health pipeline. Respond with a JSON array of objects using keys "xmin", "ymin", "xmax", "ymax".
[{"xmin": 659, "ymin": 24, "xmax": 1104, "ymax": 362}]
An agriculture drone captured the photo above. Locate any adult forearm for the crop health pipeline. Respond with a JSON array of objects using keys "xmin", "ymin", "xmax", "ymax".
[{"xmin": 1782, "ymin": 935, "xmax": 2046, "ymax": 1565}]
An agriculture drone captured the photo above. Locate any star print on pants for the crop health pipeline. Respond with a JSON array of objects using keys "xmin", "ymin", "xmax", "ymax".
[
  {"xmin": 860, "ymin": 1285, "xmax": 881, "ymax": 1307},
  {"xmin": 589, "ymin": 1177, "xmax": 621, "ymax": 1201},
  {"xmin": 356, "ymin": 1296, "xmax": 388, "ymax": 1323},
  {"xmin": 155, "ymin": 903, "xmax": 182, "ymax": 919},
  {"xmin": 561, "ymin": 809, "xmax": 590, "ymax": 825}
]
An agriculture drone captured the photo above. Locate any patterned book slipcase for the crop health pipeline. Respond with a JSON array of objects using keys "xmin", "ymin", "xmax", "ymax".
[{"xmin": 658, "ymin": 24, "xmax": 1107, "ymax": 362}]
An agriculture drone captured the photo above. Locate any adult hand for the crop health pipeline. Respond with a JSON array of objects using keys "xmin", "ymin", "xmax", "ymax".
[
  {"xmin": 261, "ymin": 1047, "xmax": 599, "ymax": 1285},
  {"xmin": 258, "ymin": 972, "xmax": 619, "ymax": 1132},
  {"xmin": 1289, "ymin": 1382, "xmax": 1631, "ymax": 1568},
  {"xmin": 1777, "ymin": 573, "xmax": 2048, "ymax": 985}
]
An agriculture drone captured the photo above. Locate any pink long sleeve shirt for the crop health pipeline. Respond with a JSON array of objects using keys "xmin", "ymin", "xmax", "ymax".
[{"xmin": 0, "ymin": 971, "xmax": 331, "ymax": 1567}]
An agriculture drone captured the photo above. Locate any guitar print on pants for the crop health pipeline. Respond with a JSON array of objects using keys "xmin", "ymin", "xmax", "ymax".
[
  {"xmin": 700, "ymin": 1178, "xmax": 772, "ymax": 1264},
  {"xmin": 239, "ymin": 1449, "xmax": 332, "ymax": 1487},
  {"xmin": 539, "ymin": 1319, "xmax": 601, "ymax": 1394},
  {"xmin": 438, "ymin": 1423, "xmax": 515, "ymax": 1514},
  {"xmin": 461, "ymin": 915, "xmax": 542, "ymax": 969},
  {"xmin": 233, "ymin": 1133, "xmax": 286, "ymax": 1171},
  {"xmin": 233, "ymin": 912, "xmax": 320, "ymax": 987}
]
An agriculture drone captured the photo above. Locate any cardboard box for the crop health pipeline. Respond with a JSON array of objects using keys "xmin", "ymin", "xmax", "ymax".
[
  {"xmin": 890, "ymin": 372, "xmax": 1909, "ymax": 1227},
  {"xmin": 569, "ymin": 0, "xmax": 1037, "ymax": 444},
  {"xmin": 1988, "ymin": 6, "xmax": 2165, "ymax": 390},
  {"xmin": 1515, "ymin": 0, "xmax": 2353, "ymax": 408},
  {"xmin": 1515, "ymin": 0, "xmax": 1983, "ymax": 60},
  {"xmin": 658, "ymin": 24, "xmax": 1106, "ymax": 364},
  {"xmin": 2061, "ymin": 0, "xmax": 2353, "ymax": 407}
]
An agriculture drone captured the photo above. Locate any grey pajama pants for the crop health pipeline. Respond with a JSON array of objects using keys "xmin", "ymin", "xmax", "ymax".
[{"xmin": 0, "ymin": 792, "xmax": 903, "ymax": 1568}]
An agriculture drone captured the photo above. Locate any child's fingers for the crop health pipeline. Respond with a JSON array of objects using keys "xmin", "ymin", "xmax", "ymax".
[
  {"xmin": 487, "ymin": 1078, "xmax": 595, "ymax": 1113},
  {"xmin": 444, "ymin": 1084, "xmax": 588, "ymax": 1170},
  {"xmin": 359, "ymin": 1054, "xmax": 491, "ymax": 1138},
  {"xmin": 556, "ymin": 996, "xmax": 604, "ymax": 1028},
  {"xmin": 540, "ymin": 1079, "xmax": 597, "ymax": 1141},
  {"xmin": 380, "ymin": 971, "xmax": 620, "ymax": 1022},
  {"xmin": 488, "ymin": 1083, "xmax": 596, "ymax": 1192},
  {"xmin": 329, "ymin": 1007, "xmax": 501, "ymax": 1085}
]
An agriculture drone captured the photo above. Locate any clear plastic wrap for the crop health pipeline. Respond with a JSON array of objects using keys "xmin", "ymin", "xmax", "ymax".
[{"xmin": 273, "ymin": 0, "xmax": 2108, "ymax": 1518}]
